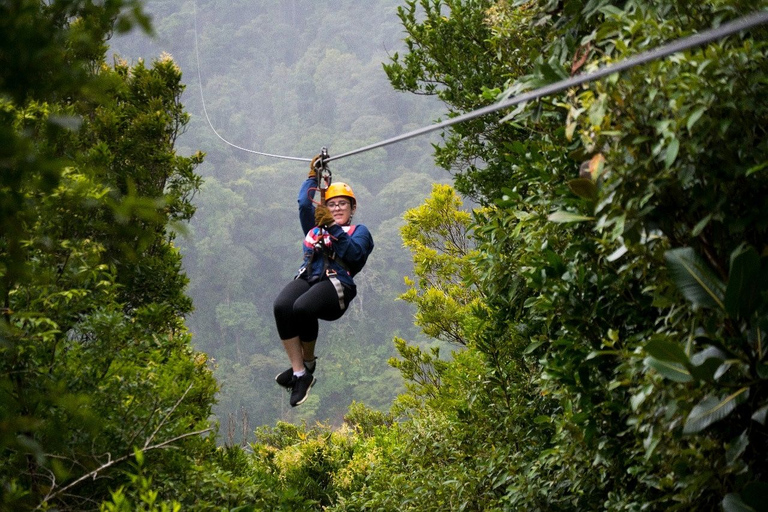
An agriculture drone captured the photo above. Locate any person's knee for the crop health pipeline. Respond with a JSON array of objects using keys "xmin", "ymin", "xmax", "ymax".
[
  {"xmin": 291, "ymin": 301, "xmax": 313, "ymax": 323},
  {"xmin": 274, "ymin": 297, "xmax": 293, "ymax": 321}
]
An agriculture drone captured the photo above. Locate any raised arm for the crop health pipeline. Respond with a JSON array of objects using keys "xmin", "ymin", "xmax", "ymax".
[{"xmin": 297, "ymin": 177, "xmax": 317, "ymax": 236}]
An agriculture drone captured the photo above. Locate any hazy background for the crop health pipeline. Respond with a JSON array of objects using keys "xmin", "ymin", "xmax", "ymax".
[{"xmin": 110, "ymin": 0, "xmax": 450, "ymax": 442}]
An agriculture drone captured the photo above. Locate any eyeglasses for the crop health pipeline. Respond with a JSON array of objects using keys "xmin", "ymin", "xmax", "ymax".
[{"xmin": 326, "ymin": 200, "xmax": 351, "ymax": 210}]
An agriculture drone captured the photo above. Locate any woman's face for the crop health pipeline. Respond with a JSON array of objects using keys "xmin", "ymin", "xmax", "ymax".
[{"xmin": 326, "ymin": 197, "xmax": 355, "ymax": 225}]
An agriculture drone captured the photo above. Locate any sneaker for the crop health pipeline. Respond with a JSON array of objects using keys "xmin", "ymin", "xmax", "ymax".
[
  {"xmin": 275, "ymin": 358, "xmax": 317, "ymax": 390},
  {"xmin": 290, "ymin": 373, "xmax": 316, "ymax": 407},
  {"xmin": 274, "ymin": 367, "xmax": 295, "ymax": 389}
]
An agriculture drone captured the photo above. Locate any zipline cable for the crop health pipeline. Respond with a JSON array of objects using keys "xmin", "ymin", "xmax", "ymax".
[
  {"xmin": 327, "ymin": 9, "xmax": 768, "ymax": 162},
  {"xmin": 192, "ymin": 1, "xmax": 311, "ymax": 162},
  {"xmin": 193, "ymin": 3, "xmax": 768, "ymax": 164}
]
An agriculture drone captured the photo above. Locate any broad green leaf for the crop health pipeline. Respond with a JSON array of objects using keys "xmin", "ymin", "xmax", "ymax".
[
  {"xmin": 665, "ymin": 247, "xmax": 726, "ymax": 310},
  {"xmin": 689, "ymin": 358, "xmax": 725, "ymax": 382},
  {"xmin": 686, "ymin": 106, "xmax": 707, "ymax": 133},
  {"xmin": 691, "ymin": 213, "xmax": 712, "ymax": 237},
  {"xmin": 644, "ymin": 356, "xmax": 692, "ymax": 383},
  {"xmin": 547, "ymin": 211, "xmax": 593, "ymax": 223},
  {"xmin": 690, "ymin": 346, "xmax": 728, "ymax": 381},
  {"xmin": 597, "ymin": 5, "xmax": 625, "ymax": 17},
  {"xmin": 645, "ymin": 337, "xmax": 690, "ymax": 364},
  {"xmin": 690, "ymin": 346, "xmax": 727, "ymax": 366},
  {"xmin": 538, "ymin": 58, "xmax": 569, "ymax": 84},
  {"xmin": 725, "ymin": 244, "xmax": 761, "ymax": 318},
  {"xmin": 725, "ymin": 430, "xmax": 748, "ymax": 466},
  {"xmin": 567, "ymin": 178, "xmax": 598, "ymax": 200},
  {"xmin": 722, "ymin": 493, "xmax": 756, "ymax": 512},
  {"xmin": 664, "ymin": 138, "xmax": 680, "ymax": 168},
  {"xmin": 683, "ymin": 388, "xmax": 749, "ymax": 434},
  {"xmin": 606, "ymin": 245, "xmax": 628, "ymax": 262},
  {"xmin": 752, "ymin": 404, "xmax": 768, "ymax": 425},
  {"xmin": 524, "ymin": 340, "xmax": 545, "ymax": 354}
]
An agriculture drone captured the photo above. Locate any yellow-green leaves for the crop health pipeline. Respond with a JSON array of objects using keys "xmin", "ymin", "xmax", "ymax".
[{"xmin": 400, "ymin": 184, "xmax": 477, "ymax": 346}]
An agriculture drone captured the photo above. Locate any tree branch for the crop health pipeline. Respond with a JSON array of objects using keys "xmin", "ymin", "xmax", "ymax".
[{"xmin": 36, "ymin": 427, "xmax": 211, "ymax": 510}]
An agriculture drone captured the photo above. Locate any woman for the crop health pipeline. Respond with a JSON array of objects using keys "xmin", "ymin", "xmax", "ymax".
[{"xmin": 273, "ymin": 160, "xmax": 374, "ymax": 407}]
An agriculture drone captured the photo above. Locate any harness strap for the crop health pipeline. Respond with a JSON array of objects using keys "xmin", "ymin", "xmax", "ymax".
[
  {"xmin": 328, "ymin": 275, "xmax": 346, "ymax": 311},
  {"xmin": 301, "ymin": 225, "xmax": 357, "ymax": 276}
]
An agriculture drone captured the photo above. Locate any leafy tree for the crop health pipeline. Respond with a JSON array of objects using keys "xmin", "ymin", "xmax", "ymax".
[
  {"xmin": 0, "ymin": 2, "xmax": 218, "ymax": 510},
  {"xmin": 399, "ymin": 183, "xmax": 478, "ymax": 345},
  {"xmin": 323, "ymin": 0, "xmax": 768, "ymax": 510}
]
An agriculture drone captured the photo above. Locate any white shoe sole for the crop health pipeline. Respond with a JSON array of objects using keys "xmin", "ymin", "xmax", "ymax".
[{"xmin": 291, "ymin": 377, "xmax": 316, "ymax": 407}]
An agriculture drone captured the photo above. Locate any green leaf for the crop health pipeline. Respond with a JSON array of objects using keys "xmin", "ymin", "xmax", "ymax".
[
  {"xmin": 689, "ymin": 358, "xmax": 725, "ymax": 382},
  {"xmin": 683, "ymin": 388, "xmax": 749, "ymax": 434},
  {"xmin": 606, "ymin": 245, "xmax": 628, "ymax": 262},
  {"xmin": 724, "ymin": 244, "xmax": 761, "ymax": 318},
  {"xmin": 524, "ymin": 340, "xmax": 545, "ymax": 354},
  {"xmin": 645, "ymin": 337, "xmax": 690, "ymax": 364},
  {"xmin": 664, "ymin": 138, "xmax": 680, "ymax": 168},
  {"xmin": 644, "ymin": 356, "xmax": 692, "ymax": 383},
  {"xmin": 567, "ymin": 178, "xmax": 598, "ymax": 200},
  {"xmin": 723, "ymin": 493, "xmax": 756, "ymax": 512},
  {"xmin": 752, "ymin": 404, "xmax": 768, "ymax": 425},
  {"xmin": 686, "ymin": 106, "xmax": 707, "ymax": 133},
  {"xmin": 538, "ymin": 59, "xmax": 569, "ymax": 84},
  {"xmin": 745, "ymin": 160, "xmax": 768, "ymax": 177},
  {"xmin": 689, "ymin": 346, "xmax": 727, "ymax": 381},
  {"xmin": 725, "ymin": 430, "xmax": 748, "ymax": 466},
  {"xmin": 547, "ymin": 211, "xmax": 593, "ymax": 223},
  {"xmin": 691, "ymin": 213, "xmax": 712, "ymax": 237},
  {"xmin": 665, "ymin": 247, "xmax": 726, "ymax": 310},
  {"xmin": 690, "ymin": 346, "xmax": 727, "ymax": 366}
]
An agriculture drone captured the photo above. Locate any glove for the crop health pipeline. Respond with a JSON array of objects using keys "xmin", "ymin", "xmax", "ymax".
[
  {"xmin": 314, "ymin": 205, "xmax": 335, "ymax": 227},
  {"xmin": 309, "ymin": 154, "xmax": 323, "ymax": 179}
]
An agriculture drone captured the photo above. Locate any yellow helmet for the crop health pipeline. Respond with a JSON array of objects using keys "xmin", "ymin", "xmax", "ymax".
[{"xmin": 325, "ymin": 182, "xmax": 356, "ymax": 205}]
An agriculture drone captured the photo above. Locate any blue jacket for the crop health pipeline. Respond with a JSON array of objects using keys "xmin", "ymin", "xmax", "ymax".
[{"xmin": 296, "ymin": 178, "xmax": 374, "ymax": 289}]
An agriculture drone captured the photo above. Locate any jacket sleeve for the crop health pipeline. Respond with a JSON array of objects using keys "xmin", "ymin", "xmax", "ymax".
[
  {"xmin": 326, "ymin": 223, "xmax": 374, "ymax": 275},
  {"xmin": 297, "ymin": 177, "xmax": 317, "ymax": 236}
]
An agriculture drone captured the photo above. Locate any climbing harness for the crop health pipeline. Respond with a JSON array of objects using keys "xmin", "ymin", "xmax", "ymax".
[{"xmin": 298, "ymin": 224, "xmax": 358, "ymax": 310}]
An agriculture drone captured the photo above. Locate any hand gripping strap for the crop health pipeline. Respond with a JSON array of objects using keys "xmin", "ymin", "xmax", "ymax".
[{"xmin": 303, "ymin": 225, "xmax": 357, "ymax": 250}]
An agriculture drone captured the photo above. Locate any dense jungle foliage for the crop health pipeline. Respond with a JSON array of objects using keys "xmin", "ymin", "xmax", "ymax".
[{"xmin": 2, "ymin": 0, "xmax": 767, "ymax": 510}]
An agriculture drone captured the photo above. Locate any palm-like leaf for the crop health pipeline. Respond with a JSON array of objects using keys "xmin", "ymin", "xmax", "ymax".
[
  {"xmin": 683, "ymin": 388, "xmax": 749, "ymax": 434},
  {"xmin": 665, "ymin": 248, "xmax": 725, "ymax": 310}
]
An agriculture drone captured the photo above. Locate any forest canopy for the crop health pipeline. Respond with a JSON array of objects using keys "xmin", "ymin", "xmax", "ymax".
[{"xmin": 2, "ymin": 0, "xmax": 768, "ymax": 510}]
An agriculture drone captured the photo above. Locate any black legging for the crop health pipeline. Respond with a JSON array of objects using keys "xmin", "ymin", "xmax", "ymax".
[{"xmin": 273, "ymin": 278, "xmax": 356, "ymax": 341}]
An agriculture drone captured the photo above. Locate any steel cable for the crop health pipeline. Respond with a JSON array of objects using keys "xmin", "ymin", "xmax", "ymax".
[{"xmin": 193, "ymin": 3, "xmax": 768, "ymax": 164}]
